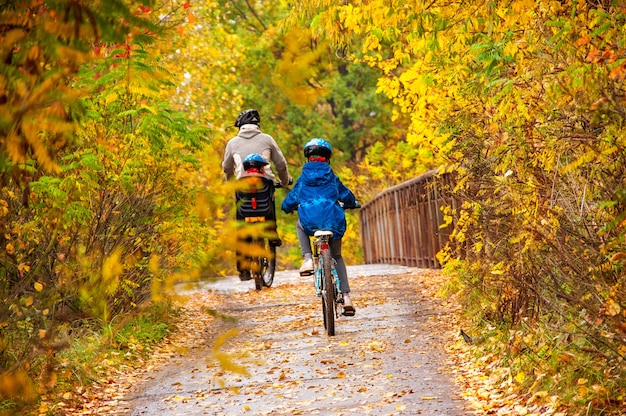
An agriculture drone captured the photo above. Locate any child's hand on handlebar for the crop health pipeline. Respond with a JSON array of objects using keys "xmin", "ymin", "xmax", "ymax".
[{"xmin": 338, "ymin": 201, "xmax": 361, "ymax": 209}]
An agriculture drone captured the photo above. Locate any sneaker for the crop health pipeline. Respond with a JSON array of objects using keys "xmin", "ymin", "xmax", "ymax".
[
  {"xmin": 342, "ymin": 293, "xmax": 355, "ymax": 316},
  {"xmin": 299, "ymin": 258, "xmax": 314, "ymax": 276},
  {"xmin": 239, "ymin": 270, "xmax": 251, "ymax": 281}
]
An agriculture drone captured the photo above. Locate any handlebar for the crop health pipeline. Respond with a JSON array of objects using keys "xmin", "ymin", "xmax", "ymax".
[
  {"xmin": 338, "ymin": 201, "xmax": 361, "ymax": 209},
  {"xmin": 274, "ymin": 176, "xmax": 293, "ymax": 189}
]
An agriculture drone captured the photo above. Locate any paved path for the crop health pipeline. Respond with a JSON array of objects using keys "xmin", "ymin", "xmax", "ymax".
[{"xmin": 120, "ymin": 265, "xmax": 472, "ymax": 415}]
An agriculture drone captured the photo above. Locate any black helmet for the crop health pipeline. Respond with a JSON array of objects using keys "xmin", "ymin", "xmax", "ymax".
[
  {"xmin": 242, "ymin": 153, "xmax": 267, "ymax": 170},
  {"xmin": 303, "ymin": 138, "xmax": 332, "ymax": 160},
  {"xmin": 234, "ymin": 109, "xmax": 260, "ymax": 128}
]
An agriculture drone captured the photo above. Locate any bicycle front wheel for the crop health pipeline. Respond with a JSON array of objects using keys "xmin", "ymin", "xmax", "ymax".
[{"xmin": 321, "ymin": 246, "xmax": 335, "ymax": 336}]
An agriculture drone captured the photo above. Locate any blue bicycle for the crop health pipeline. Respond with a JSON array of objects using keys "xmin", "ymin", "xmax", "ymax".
[{"xmin": 312, "ymin": 230, "xmax": 343, "ymax": 336}]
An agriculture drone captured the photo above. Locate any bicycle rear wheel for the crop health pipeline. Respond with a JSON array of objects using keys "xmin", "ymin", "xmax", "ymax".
[{"xmin": 321, "ymin": 246, "xmax": 335, "ymax": 336}]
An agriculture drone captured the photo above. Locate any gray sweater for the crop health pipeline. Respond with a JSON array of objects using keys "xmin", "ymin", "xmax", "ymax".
[{"xmin": 222, "ymin": 124, "xmax": 290, "ymax": 185}]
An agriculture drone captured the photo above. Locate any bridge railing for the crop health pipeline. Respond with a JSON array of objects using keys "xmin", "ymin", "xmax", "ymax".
[{"xmin": 359, "ymin": 169, "xmax": 456, "ymax": 268}]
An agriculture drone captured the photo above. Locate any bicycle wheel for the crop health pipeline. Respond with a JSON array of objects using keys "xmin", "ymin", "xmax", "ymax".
[
  {"xmin": 249, "ymin": 239, "xmax": 264, "ymax": 291},
  {"xmin": 262, "ymin": 244, "xmax": 276, "ymax": 288},
  {"xmin": 252, "ymin": 258, "xmax": 263, "ymax": 291},
  {"xmin": 321, "ymin": 246, "xmax": 335, "ymax": 336}
]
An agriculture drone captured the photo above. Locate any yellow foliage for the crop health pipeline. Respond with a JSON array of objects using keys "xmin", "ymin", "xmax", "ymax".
[
  {"xmin": 212, "ymin": 328, "xmax": 249, "ymax": 377},
  {"xmin": 102, "ymin": 248, "xmax": 124, "ymax": 295},
  {"xmin": 0, "ymin": 367, "xmax": 38, "ymax": 401},
  {"xmin": 272, "ymin": 26, "xmax": 329, "ymax": 106}
]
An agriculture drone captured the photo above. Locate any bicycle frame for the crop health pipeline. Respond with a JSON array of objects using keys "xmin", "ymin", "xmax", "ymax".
[{"xmin": 312, "ymin": 230, "xmax": 343, "ymax": 336}]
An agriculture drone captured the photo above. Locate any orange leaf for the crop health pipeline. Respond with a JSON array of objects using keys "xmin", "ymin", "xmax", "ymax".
[
  {"xmin": 609, "ymin": 62, "xmax": 626, "ymax": 81},
  {"xmin": 586, "ymin": 49, "xmax": 603, "ymax": 63},
  {"xmin": 576, "ymin": 36, "xmax": 591, "ymax": 46}
]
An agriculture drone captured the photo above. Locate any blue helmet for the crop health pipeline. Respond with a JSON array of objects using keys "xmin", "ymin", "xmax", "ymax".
[
  {"xmin": 304, "ymin": 138, "xmax": 332, "ymax": 160},
  {"xmin": 242, "ymin": 153, "xmax": 267, "ymax": 170}
]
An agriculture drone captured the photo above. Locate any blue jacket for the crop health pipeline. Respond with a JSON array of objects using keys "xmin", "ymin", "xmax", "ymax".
[{"xmin": 281, "ymin": 161, "xmax": 357, "ymax": 239}]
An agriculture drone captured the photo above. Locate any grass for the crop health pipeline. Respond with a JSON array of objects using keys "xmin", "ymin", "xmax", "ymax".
[{"xmin": 1, "ymin": 301, "xmax": 179, "ymax": 416}]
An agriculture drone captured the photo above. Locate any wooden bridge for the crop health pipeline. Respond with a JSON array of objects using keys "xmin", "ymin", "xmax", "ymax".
[{"xmin": 359, "ymin": 169, "xmax": 456, "ymax": 268}]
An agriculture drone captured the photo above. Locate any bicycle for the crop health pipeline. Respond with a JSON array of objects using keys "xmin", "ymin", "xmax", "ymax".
[
  {"xmin": 312, "ymin": 230, "xmax": 343, "ymax": 336},
  {"xmin": 235, "ymin": 176, "xmax": 282, "ymax": 291}
]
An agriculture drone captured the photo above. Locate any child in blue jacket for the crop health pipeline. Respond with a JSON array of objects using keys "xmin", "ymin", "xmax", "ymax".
[{"xmin": 281, "ymin": 138, "xmax": 360, "ymax": 316}]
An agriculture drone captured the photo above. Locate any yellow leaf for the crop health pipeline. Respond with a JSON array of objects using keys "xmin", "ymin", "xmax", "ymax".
[
  {"xmin": 368, "ymin": 341, "xmax": 385, "ymax": 352},
  {"xmin": 515, "ymin": 372, "xmax": 526, "ymax": 383},
  {"xmin": 514, "ymin": 405, "xmax": 529, "ymax": 415},
  {"xmin": 102, "ymin": 248, "xmax": 123, "ymax": 294},
  {"xmin": 24, "ymin": 296, "xmax": 34, "ymax": 307},
  {"xmin": 5, "ymin": 243, "xmax": 14, "ymax": 254},
  {"xmin": 34, "ymin": 282, "xmax": 43, "ymax": 292},
  {"xmin": 105, "ymin": 92, "xmax": 118, "ymax": 104},
  {"xmin": 148, "ymin": 255, "xmax": 160, "ymax": 274},
  {"xmin": 605, "ymin": 299, "xmax": 621, "ymax": 317}
]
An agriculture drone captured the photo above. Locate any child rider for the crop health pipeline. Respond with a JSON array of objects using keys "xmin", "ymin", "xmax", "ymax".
[
  {"xmin": 235, "ymin": 153, "xmax": 280, "ymax": 280},
  {"xmin": 281, "ymin": 138, "xmax": 360, "ymax": 316}
]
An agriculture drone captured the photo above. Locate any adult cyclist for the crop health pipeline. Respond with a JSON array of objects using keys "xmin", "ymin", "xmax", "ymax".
[{"xmin": 222, "ymin": 109, "xmax": 291, "ymax": 187}]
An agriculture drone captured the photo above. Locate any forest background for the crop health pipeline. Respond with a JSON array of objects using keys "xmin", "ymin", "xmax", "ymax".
[{"xmin": 0, "ymin": 0, "xmax": 624, "ymax": 415}]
